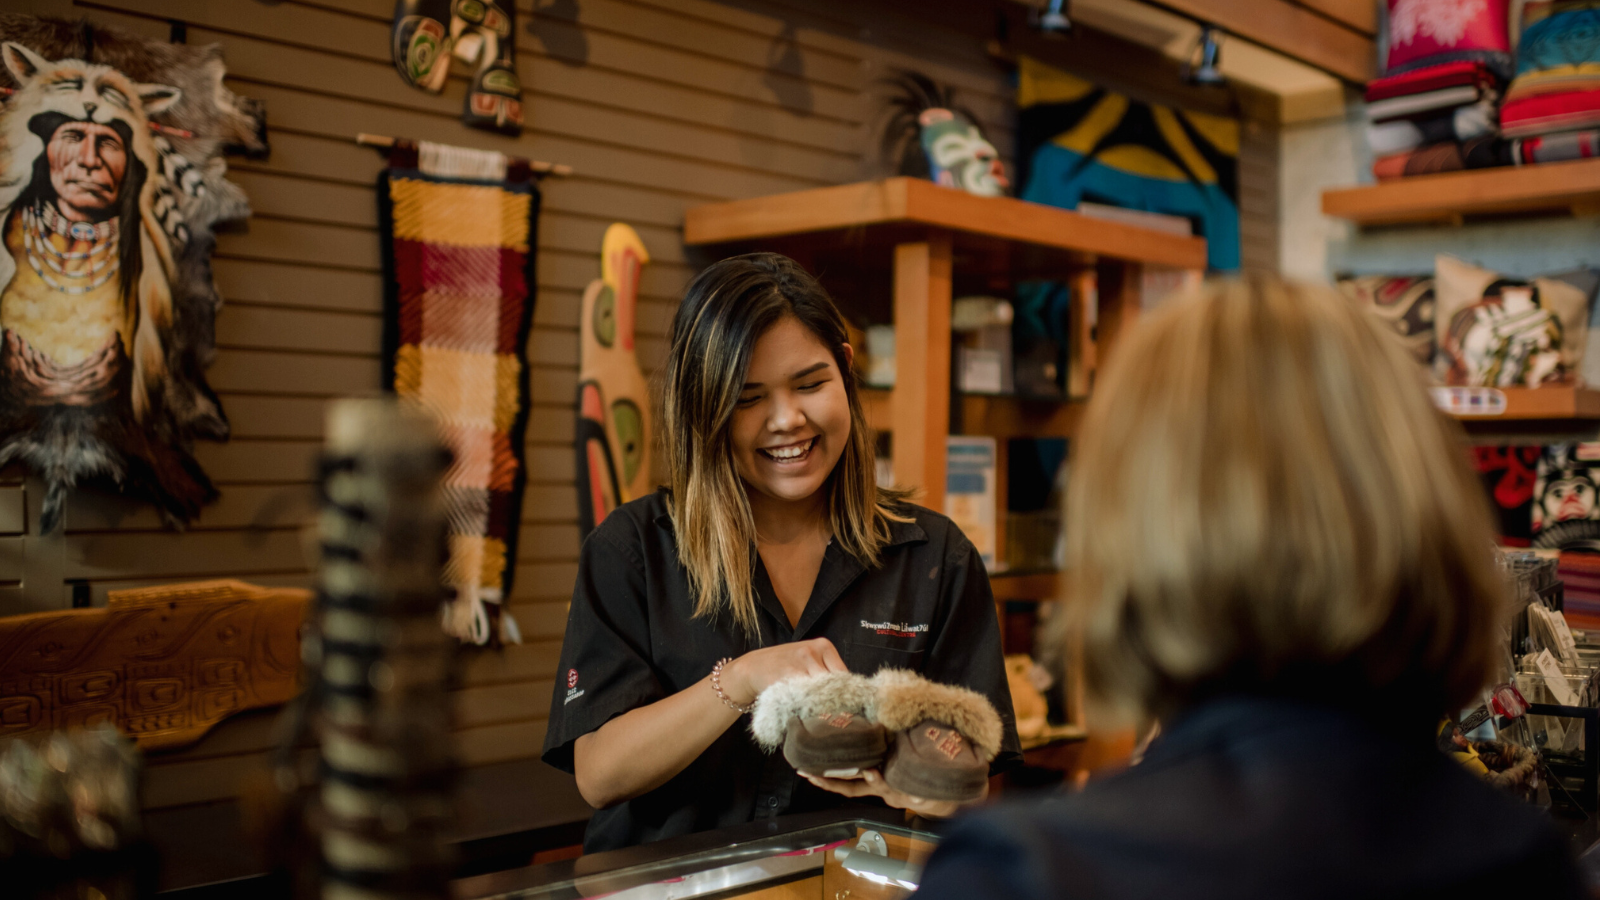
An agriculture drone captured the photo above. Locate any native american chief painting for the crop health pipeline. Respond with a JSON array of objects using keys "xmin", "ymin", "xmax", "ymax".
[{"xmin": 0, "ymin": 17, "xmax": 265, "ymax": 530}]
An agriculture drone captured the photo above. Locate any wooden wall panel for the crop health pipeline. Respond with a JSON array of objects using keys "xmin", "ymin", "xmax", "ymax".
[{"xmin": 18, "ymin": 0, "xmax": 1278, "ymax": 814}]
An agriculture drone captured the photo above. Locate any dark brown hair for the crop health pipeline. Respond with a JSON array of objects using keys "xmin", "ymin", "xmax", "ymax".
[{"xmin": 662, "ymin": 253, "xmax": 909, "ymax": 634}]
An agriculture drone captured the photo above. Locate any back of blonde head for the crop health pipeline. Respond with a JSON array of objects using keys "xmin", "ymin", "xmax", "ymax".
[{"xmin": 1068, "ymin": 276, "xmax": 1506, "ymax": 721}]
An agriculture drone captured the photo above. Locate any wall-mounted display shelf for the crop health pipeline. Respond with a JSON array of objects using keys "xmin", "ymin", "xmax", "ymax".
[
  {"xmin": 1432, "ymin": 385, "xmax": 1600, "ymax": 421},
  {"xmin": 990, "ymin": 571, "xmax": 1062, "ymax": 602},
  {"xmin": 1321, "ymin": 158, "xmax": 1600, "ymax": 226},
  {"xmin": 860, "ymin": 388, "xmax": 1086, "ymax": 441},
  {"xmin": 685, "ymin": 177, "xmax": 1208, "ymax": 272}
]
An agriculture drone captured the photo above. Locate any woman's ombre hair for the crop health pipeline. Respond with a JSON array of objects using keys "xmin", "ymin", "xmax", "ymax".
[
  {"xmin": 663, "ymin": 253, "xmax": 909, "ymax": 635},
  {"xmin": 1066, "ymin": 276, "xmax": 1508, "ymax": 721}
]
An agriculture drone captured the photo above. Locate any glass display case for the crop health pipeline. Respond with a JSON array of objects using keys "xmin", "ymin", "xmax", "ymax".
[{"xmin": 454, "ymin": 811, "xmax": 939, "ymax": 900}]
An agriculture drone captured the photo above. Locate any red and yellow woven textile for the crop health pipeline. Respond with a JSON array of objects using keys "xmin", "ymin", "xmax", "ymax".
[{"xmin": 378, "ymin": 144, "xmax": 539, "ymax": 645}]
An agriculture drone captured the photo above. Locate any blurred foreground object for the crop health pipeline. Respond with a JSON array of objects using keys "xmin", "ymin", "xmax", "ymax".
[
  {"xmin": 0, "ymin": 724, "xmax": 155, "ymax": 898},
  {"xmin": 312, "ymin": 398, "xmax": 457, "ymax": 900}
]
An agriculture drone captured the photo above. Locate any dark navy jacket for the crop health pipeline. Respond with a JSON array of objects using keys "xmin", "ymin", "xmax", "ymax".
[{"xmin": 919, "ymin": 696, "xmax": 1585, "ymax": 900}]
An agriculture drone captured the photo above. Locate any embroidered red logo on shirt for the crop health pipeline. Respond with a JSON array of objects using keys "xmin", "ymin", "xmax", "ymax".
[
  {"xmin": 926, "ymin": 726, "xmax": 965, "ymax": 760},
  {"xmin": 567, "ymin": 668, "xmax": 579, "ymax": 689},
  {"xmin": 824, "ymin": 713, "xmax": 855, "ymax": 728}
]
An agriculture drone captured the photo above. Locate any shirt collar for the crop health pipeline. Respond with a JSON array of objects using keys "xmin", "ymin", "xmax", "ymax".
[{"xmin": 653, "ymin": 507, "xmax": 927, "ymax": 546}]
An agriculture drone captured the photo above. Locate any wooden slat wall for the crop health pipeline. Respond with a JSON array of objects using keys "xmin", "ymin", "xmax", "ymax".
[
  {"xmin": 1239, "ymin": 119, "xmax": 1282, "ymax": 276},
  {"xmin": 16, "ymin": 0, "xmax": 1278, "ymax": 811}
]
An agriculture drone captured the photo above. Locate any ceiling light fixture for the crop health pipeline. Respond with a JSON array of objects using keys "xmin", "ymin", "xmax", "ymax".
[
  {"xmin": 1034, "ymin": 0, "xmax": 1071, "ymax": 34},
  {"xmin": 1183, "ymin": 24, "xmax": 1226, "ymax": 86}
]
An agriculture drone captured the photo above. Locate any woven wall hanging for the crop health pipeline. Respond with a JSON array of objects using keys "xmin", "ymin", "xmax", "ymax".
[{"xmin": 378, "ymin": 140, "xmax": 538, "ymax": 645}]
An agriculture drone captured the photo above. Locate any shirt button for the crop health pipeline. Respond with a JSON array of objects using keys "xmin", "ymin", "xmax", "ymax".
[{"xmin": 767, "ymin": 796, "xmax": 779, "ymax": 808}]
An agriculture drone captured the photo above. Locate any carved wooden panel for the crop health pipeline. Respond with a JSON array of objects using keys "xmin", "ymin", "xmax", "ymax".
[{"xmin": 0, "ymin": 580, "xmax": 311, "ymax": 752}]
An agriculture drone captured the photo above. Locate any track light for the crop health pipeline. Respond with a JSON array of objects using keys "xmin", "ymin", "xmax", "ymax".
[
  {"xmin": 1183, "ymin": 24, "xmax": 1225, "ymax": 86},
  {"xmin": 1035, "ymin": 0, "xmax": 1070, "ymax": 33}
]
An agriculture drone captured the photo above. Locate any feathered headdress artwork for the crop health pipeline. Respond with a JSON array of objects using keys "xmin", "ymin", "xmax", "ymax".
[
  {"xmin": 880, "ymin": 70, "xmax": 1009, "ymax": 197},
  {"xmin": 0, "ymin": 15, "xmax": 264, "ymax": 530}
]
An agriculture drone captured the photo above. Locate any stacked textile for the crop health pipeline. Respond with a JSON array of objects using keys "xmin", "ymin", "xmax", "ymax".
[
  {"xmin": 1501, "ymin": 2, "xmax": 1600, "ymax": 165},
  {"xmin": 1558, "ymin": 552, "xmax": 1600, "ymax": 630},
  {"xmin": 1366, "ymin": 0, "xmax": 1513, "ymax": 179}
]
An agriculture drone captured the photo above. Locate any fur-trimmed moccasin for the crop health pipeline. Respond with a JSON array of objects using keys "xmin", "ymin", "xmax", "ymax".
[
  {"xmin": 871, "ymin": 669, "xmax": 1002, "ymax": 802},
  {"xmin": 750, "ymin": 671, "xmax": 886, "ymax": 778}
]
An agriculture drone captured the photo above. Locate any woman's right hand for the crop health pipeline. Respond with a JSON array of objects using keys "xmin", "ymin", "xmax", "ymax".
[{"xmin": 721, "ymin": 638, "xmax": 847, "ymax": 707}]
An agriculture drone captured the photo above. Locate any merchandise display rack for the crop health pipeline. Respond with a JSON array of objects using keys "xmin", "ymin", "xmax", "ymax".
[
  {"xmin": 685, "ymin": 178, "xmax": 1208, "ymax": 737},
  {"xmin": 1324, "ymin": 169, "xmax": 1600, "ymax": 430}
]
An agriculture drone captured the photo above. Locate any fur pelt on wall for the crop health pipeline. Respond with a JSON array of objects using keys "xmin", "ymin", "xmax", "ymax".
[{"xmin": 0, "ymin": 16, "xmax": 264, "ymax": 530}]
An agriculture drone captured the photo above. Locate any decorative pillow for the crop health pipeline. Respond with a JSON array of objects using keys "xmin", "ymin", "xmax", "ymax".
[
  {"xmin": 1384, "ymin": 0, "xmax": 1514, "ymax": 81},
  {"xmin": 1533, "ymin": 443, "xmax": 1600, "ymax": 551},
  {"xmin": 1433, "ymin": 255, "xmax": 1593, "ymax": 387},
  {"xmin": 1337, "ymin": 274, "xmax": 1436, "ymax": 365}
]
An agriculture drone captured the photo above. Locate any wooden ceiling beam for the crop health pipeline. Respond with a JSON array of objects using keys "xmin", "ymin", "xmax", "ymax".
[
  {"xmin": 1138, "ymin": 0, "xmax": 1376, "ymax": 83},
  {"xmin": 1291, "ymin": 0, "xmax": 1377, "ymax": 36},
  {"xmin": 993, "ymin": 3, "xmax": 1240, "ymax": 117}
]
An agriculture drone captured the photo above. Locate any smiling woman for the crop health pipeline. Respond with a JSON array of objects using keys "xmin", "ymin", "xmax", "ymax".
[{"xmin": 541, "ymin": 252, "xmax": 1021, "ymax": 854}]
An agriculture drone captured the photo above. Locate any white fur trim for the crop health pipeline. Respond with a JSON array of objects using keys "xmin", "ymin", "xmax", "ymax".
[
  {"xmin": 870, "ymin": 669, "xmax": 1003, "ymax": 761},
  {"xmin": 748, "ymin": 671, "xmax": 878, "ymax": 752}
]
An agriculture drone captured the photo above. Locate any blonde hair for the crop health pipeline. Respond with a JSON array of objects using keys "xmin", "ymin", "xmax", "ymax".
[
  {"xmin": 662, "ymin": 253, "xmax": 910, "ymax": 636},
  {"xmin": 1067, "ymin": 276, "xmax": 1507, "ymax": 720}
]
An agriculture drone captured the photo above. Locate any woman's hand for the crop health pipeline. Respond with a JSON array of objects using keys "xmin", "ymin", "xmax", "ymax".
[
  {"xmin": 721, "ymin": 637, "xmax": 847, "ymax": 707},
  {"xmin": 799, "ymin": 769, "xmax": 979, "ymax": 819}
]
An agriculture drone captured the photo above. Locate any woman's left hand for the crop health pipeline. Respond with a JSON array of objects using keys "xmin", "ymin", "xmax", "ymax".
[{"xmin": 799, "ymin": 769, "xmax": 981, "ymax": 819}]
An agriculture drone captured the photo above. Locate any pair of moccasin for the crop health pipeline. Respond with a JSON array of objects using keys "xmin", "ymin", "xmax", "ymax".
[{"xmin": 749, "ymin": 669, "xmax": 1002, "ymax": 803}]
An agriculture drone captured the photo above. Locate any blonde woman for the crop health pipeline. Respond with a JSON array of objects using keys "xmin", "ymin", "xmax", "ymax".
[
  {"xmin": 542, "ymin": 253, "xmax": 1020, "ymax": 852},
  {"xmin": 918, "ymin": 277, "xmax": 1584, "ymax": 899}
]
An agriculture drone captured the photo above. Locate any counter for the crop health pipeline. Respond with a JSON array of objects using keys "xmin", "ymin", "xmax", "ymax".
[{"xmin": 453, "ymin": 811, "xmax": 940, "ymax": 900}]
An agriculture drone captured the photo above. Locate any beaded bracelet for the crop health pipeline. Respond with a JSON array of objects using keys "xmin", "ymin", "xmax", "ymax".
[{"xmin": 711, "ymin": 657, "xmax": 754, "ymax": 714}]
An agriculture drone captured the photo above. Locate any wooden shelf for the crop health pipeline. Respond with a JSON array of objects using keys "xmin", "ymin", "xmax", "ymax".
[
  {"xmin": 860, "ymin": 388, "xmax": 1084, "ymax": 439},
  {"xmin": 990, "ymin": 570, "xmax": 1062, "ymax": 602},
  {"xmin": 1435, "ymin": 386, "xmax": 1600, "ymax": 421},
  {"xmin": 685, "ymin": 177, "xmax": 1208, "ymax": 270},
  {"xmin": 1321, "ymin": 159, "xmax": 1600, "ymax": 226}
]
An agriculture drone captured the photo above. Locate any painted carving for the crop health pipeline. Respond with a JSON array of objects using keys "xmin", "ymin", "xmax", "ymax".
[
  {"xmin": 0, "ymin": 579, "xmax": 309, "ymax": 751},
  {"xmin": 882, "ymin": 70, "xmax": 1008, "ymax": 197},
  {"xmin": 576, "ymin": 223, "xmax": 651, "ymax": 538},
  {"xmin": 391, "ymin": 0, "xmax": 524, "ymax": 135}
]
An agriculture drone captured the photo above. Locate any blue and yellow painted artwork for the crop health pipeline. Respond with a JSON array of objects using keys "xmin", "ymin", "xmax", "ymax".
[{"xmin": 1016, "ymin": 56, "xmax": 1240, "ymax": 271}]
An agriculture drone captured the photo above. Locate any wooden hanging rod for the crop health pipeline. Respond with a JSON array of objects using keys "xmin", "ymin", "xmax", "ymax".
[{"xmin": 355, "ymin": 132, "xmax": 574, "ymax": 178}]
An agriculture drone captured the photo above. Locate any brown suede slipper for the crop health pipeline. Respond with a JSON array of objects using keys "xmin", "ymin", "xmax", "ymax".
[
  {"xmin": 883, "ymin": 719, "xmax": 989, "ymax": 801},
  {"xmin": 783, "ymin": 711, "xmax": 888, "ymax": 777},
  {"xmin": 751, "ymin": 672, "xmax": 886, "ymax": 777},
  {"xmin": 870, "ymin": 669, "xmax": 1002, "ymax": 803}
]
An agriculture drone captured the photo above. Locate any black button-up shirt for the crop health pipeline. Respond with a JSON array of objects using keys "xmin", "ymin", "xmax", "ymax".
[{"xmin": 542, "ymin": 489, "xmax": 1022, "ymax": 853}]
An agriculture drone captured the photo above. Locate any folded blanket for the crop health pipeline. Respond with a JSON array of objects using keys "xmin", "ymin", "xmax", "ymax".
[
  {"xmin": 1373, "ymin": 136, "xmax": 1511, "ymax": 180},
  {"xmin": 1366, "ymin": 60, "xmax": 1498, "ymax": 103},
  {"xmin": 1513, "ymin": 129, "xmax": 1600, "ymax": 165},
  {"xmin": 1500, "ymin": 89, "xmax": 1600, "ymax": 138},
  {"xmin": 1367, "ymin": 98, "xmax": 1497, "ymax": 156},
  {"xmin": 1506, "ymin": 2, "xmax": 1600, "ymax": 105},
  {"xmin": 1506, "ymin": 65, "xmax": 1600, "ymax": 104},
  {"xmin": 1367, "ymin": 85, "xmax": 1485, "ymax": 122}
]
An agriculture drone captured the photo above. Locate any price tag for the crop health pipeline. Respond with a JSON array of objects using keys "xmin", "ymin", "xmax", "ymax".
[
  {"xmin": 1534, "ymin": 649, "xmax": 1578, "ymax": 707},
  {"xmin": 1429, "ymin": 386, "xmax": 1506, "ymax": 416}
]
